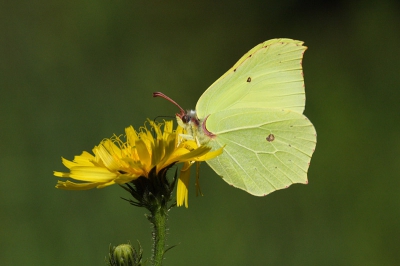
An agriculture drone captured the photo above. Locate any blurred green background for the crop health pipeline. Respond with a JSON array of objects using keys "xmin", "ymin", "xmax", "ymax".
[{"xmin": 1, "ymin": 0, "xmax": 400, "ymax": 265}]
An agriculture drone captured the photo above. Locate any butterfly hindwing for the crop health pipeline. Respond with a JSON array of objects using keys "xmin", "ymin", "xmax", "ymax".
[{"xmin": 204, "ymin": 108, "xmax": 316, "ymax": 196}]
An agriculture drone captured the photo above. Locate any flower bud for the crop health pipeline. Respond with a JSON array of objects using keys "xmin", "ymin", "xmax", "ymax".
[
  {"xmin": 107, "ymin": 242, "xmax": 142, "ymax": 266},
  {"xmin": 113, "ymin": 244, "xmax": 134, "ymax": 266}
]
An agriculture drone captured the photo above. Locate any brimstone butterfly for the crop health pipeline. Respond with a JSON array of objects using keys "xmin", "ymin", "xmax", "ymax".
[{"xmin": 154, "ymin": 38, "xmax": 316, "ymax": 196}]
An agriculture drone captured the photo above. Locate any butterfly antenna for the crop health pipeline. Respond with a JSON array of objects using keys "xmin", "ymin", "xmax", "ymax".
[
  {"xmin": 153, "ymin": 115, "xmax": 175, "ymax": 121},
  {"xmin": 149, "ymin": 115, "xmax": 175, "ymax": 138},
  {"xmin": 153, "ymin": 92, "xmax": 186, "ymax": 118}
]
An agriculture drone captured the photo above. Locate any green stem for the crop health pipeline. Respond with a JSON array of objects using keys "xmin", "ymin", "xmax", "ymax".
[{"xmin": 149, "ymin": 205, "xmax": 168, "ymax": 266}]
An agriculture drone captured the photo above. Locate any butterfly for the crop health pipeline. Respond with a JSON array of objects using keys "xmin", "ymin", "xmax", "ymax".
[{"xmin": 154, "ymin": 38, "xmax": 316, "ymax": 196}]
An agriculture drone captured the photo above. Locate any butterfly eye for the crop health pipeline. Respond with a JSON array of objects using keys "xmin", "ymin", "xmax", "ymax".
[{"xmin": 181, "ymin": 115, "xmax": 189, "ymax": 124}]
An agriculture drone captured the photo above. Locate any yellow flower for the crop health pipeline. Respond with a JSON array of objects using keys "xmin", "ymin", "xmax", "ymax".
[{"xmin": 54, "ymin": 120, "xmax": 222, "ymax": 207}]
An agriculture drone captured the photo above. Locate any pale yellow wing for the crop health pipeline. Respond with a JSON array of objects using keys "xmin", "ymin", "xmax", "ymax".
[
  {"xmin": 196, "ymin": 39, "xmax": 307, "ymax": 119},
  {"xmin": 204, "ymin": 108, "xmax": 316, "ymax": 196}
]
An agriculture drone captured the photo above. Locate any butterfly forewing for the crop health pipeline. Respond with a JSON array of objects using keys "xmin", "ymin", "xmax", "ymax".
[{"xmin": 196, "ymin": 39, "xmax": 307, "ymax": 119}]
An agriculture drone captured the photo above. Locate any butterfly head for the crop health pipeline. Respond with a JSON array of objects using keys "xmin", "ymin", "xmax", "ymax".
[
  {"xmin": 153, "ymin": 91, "xmax": 198, "ymax": 128},
  {"xmin": 176, "ymin": 109, "xmax": 202, "ymax": 139},
  {"xmin": 153, "ymin": 92, "xmax": 215, "ymax": 144},
  {"xmin": 179, "ymin": 110, "xmax": 199, "ymax": 126}
]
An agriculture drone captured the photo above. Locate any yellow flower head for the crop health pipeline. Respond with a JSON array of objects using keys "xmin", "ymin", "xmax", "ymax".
[{"xmin": 54, "ymin": 120, "xmax": 222, "ymax": 207}]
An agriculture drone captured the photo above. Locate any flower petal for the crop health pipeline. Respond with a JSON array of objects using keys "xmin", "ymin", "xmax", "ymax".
[
  {"xmin": 173, "ymin": 145, "xmax": 212, "ymax": 162},
  {"xmin": 56, "ymin": 180, "xmax": 103, "ymax": 190},
  {"xmin": 195, "ymin": 146, "xmax": 224, "ymax": 161},
  {"xmin": 68, "ymin": 166, "xmax": 117, "ymax": 182},
  {"xmin": 177, "ymin": 163, "xmax": 191, "ymax": 208},
  {"xmin": 135, "ymin": 139, "xmax": 151, "ymax": 170}
]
